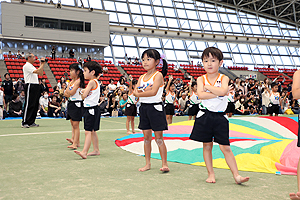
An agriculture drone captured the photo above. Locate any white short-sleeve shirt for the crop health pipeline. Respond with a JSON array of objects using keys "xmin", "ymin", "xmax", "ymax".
[{"xmin": 23, "ymin": 62, "xmax": 38, "ymax": 84}]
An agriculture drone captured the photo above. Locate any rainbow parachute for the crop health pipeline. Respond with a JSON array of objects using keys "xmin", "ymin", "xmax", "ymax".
[{"xmin": 115, "ymin": 116, "xmax": 299, "ymax": 175}]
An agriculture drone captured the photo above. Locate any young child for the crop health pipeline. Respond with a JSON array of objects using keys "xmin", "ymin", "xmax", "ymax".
[
  {"xmin": 189, "ymin": 47, "xmax": 249, "ymax": 184},
  {"xmin": 188, "ymin": 77, "xmax": 200, "ymax": 120},
  {"xmin": 290, "ymin": 70, "xmax": 300, "ymax": 200},
  {"xmin": 74, "ymin": 61, "xmax": 102, "ymax": 159},
  {"xmin": 164, "ymin": 76, "xmax": 176, "ymax": 124},
  {"xmin": 64, "ymin": 63, "xmax": 85, "ymax": 149},
  {"xmin": 125, "ymin": 75, "xmax": 138, "ymax": 134},
  {"xmin": 133, "ymin": 49, "xmax": 169, "ymax": 172},
  {"xmin": 265, "ymin": 82, "xmax": 281, "ymax": 116}
]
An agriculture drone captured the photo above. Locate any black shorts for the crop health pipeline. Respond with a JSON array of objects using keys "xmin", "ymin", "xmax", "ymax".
[
  {"xmin": 165, "ymin": 103, "xmax": 175, "ymax": 115},
  {"xmin": 125, "ymin": 103, "xmax": 137, "ymax": 116},
  {"xmin": 189, "ymin": 109, "xmax": 230, "ymax": 145},
  {"xmin": 188, "ymin": 104, "xmax": 200, "ymax": 116},
  {"xmin": 66, "ymin": 101, "xmax": 83, "ymax": 121},
  {"xmin": 268, "ymin": 104, "xmax": 280, "ymax": 115},
  {"xmin": 225, "ymin": 102, "xmax": 235, "ymax": 114},
  {"xmin": 83, "ymin": 106, "xmax": 101, "ymax": 131},
  {"xmin": 297, "ymin": 114, "xmax": 300, "ymax": 147},
  {"xmin": 138, "ymin": 103, "xmax": 168, "ymax": 131}
]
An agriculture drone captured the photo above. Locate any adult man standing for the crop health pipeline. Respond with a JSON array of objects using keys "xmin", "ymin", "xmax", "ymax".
[{"xmin": 22, "ymin": 53, "xmax": 45, "ymax": 128}]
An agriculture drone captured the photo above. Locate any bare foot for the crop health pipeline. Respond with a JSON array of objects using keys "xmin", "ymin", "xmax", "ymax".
[
  {"xmin": 206, "ymin": 174, "xmax": 216, "ymax": 183},
  {"xmin": 127, "ymin": 131, "xmax": 132, "ymax": 135},
  {"xmin": 67, "ymin": 145, "xmax": 77, "ymax": 149},
  {"xmin": 87, "ymin": 151, "xmax": 100, "ymax": 156},
  {"xmin": 74, "ymin": 150, "xmax": 87, "ymax": 159},
  {"xmin": 160, "ymin": 166, "xmax": 170, "ymax": 173},
  {"xmin": 132, "ymin": 131, "xmax": 136, "ymax": 134},
  {"xmin": 66, "ymin": 138, "xmax": 73, "ymax": 144},
  {"xmin": 290, "ymin": 192, "xmax": 300, "ymax": 200},
  {"xmin": 234, "ymin": 175, "xmax": 250, "ymax": 184},
  {"xmin": 138, "ymin": 164, "xmax": 151, "ymax": 172}
]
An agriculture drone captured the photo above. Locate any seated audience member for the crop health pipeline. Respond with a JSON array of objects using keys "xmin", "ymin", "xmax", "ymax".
[
  {"xmin": 108, "ymin": 79, "xmax": 117, "ymax": 93},
  {"xmin": 61, "ymin": 97, "xmax": 67, "ymax": 118},
  {"xmin": 119, "ymin": 92, "xmax": 128, "ymax": 115},
  {"xmin": 107, "ymin": 93, "xmax": 118, "ymax": 116},
  {"xmin": 59, "ymin": 82, "xmax": 67, "ymax": 100},
  {"xmin": 177, "ymin": 92, "xmax": 188, "ymax": 116},
  {"xmin": 117, "ymin": 78, "xmax": 128, "ymax": 92},
  {"xmin": 134, "ymin": 57, "xmax": 139, "ymax": 65},
  {"xmin": 40, "ymin": 78, "xmax": 49, "ymax": 94},
  {"xmin": 99, "ymin": 94, "xmax": 109, "ymax": 115},
  {"xmin": 39, "ymin": 91, "xmax": 49, "ymax": 117},
  {"xmin": 48, "ymin": 96, "xmax": 61, "ymax": 117},
  {"xmin": 86, "ymin": 55, "xmax": 92, "ymax": 62},
  {"xmin": 17, "ymin": 50, "xmax": 22, "ymax": 59},
  {"xmin": 21, "ymin": 52, "xmax": 25, "ymax": 58},
  {"xmin": 19, "ymin": 90, "xmax": 25, "ymax": 109},
  {"xmin": 9, "ymin": 94, "xmax": 23, "ymax": 117},
  {"xmin": 103, "ymin": 65, "xmax": 108, "ymax": 73},
  {"xmin": 291, "ymin": 99, "xmax": 300, "ymax": 114},
  {"xmin": 57, "ymin": 76, "xmax": 67, "ymax": 90},
  {"xmin": 280, "ymin": 89, "xmax": 289, "ymax": 114},
  {"xmin": 52, "ymin": 91, "xmax": 62, "ymax": 106},
  {"xmin": 8, "ymin": 51, "xmax": 13, "ymax": 58}
]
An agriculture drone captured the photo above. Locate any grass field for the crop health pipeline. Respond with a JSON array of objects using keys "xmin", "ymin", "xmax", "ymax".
[{"xmin": 0, "ymin": 116, "xmax": 297, "ymax": 199}]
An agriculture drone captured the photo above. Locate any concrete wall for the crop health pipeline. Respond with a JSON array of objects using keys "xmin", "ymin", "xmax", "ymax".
[{"xmin": 1, "ymin": 2, "xmax": 109, "ymax": 46}]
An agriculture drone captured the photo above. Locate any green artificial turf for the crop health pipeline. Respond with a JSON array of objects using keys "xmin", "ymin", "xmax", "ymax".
[{"xmin": 0, "ymin": 116, "xmax": 297, "ymax": 199}]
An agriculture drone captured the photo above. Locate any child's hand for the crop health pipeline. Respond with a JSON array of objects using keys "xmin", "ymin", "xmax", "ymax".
[
  {"xmin": 144, "ymin": 84, "xmax": 153, "ymax": 91},
  {"xmin": 133, "ymin": 90, "xmax": 139, "ymax": 97},
  {"xmin": 169, "ymin": 75, "xmax": 173, "ymax": 80},
  {"xmin": 129, "ymin": 75, "xmax": 132, "ymax": 80},
  {"xmin": 228, "ymin": 85, "xmax": 234, "ymax": 92},
  {"xmin": 80, "ymin": 89, "xmax": 85, "ymax": 94}
]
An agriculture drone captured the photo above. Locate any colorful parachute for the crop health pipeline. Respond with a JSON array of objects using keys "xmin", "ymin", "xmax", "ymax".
[{"xmin": 115, "ymin": 116, "xmax": 300, "ymax": 175}]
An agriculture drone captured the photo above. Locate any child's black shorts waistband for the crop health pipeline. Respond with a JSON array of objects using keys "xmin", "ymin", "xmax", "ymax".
[
  {"xmin": 200, "ymin": 109, "xmax": 225, "ymax": 115},
  {"xmin": 141, "ymin": 102, "xmax": 163, "ymax": 105}
]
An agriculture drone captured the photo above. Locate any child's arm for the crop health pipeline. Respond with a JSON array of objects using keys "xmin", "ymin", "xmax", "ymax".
[
  {"xmin": 196, "ymin": 76, "xmax": 218, "ymax": 99},
  {"xmin": 133, "ymin": 73, "xmax": 164, "ymax": 98},
  {"xmin": 292, "ymin": 70, "xmax": 300, "ymax": 99},
  {"xmin": 81, "ymin": 80, "xmax": 96, "ymax": 100},
  {"xmin": 128, "ymin": 75, "xmax": 133, "ymax": 94},
  {"xmin": 203, "ymin": 76, "xmax": 230, "ymax": 97},
  {"xmin": 165, "ymin": 76, "xmax": 173, "ymax": 94},
  {"xmin": 64, "ymin": 80, "xmax": 80, "ymax": 98}
]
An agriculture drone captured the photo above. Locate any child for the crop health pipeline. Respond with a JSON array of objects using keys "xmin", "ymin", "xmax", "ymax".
[
  {"xmin": 290, "ymin": 70, "xmax": 300, "ymax": 200},
  {"xmin": 64, "ymin": 63, "xmax": 85, "ymax": 149},
  {"xmin": 225, "ymin": 83, "xmax": 235, "ymax": 117},
  {"xmin": 133, "ymin": 49, "xmax": 169, "ymax": 172},
  {"xmin": 188, "ymin": 77, "xmax": 200, "ymax": 120},
  {"xmin": 74, "ymin": 61, "xmax": 102, "ymax": 159},
  {"xmin": 164, "ymin": 76, "xmax": 176, "ymax": 124},
  {"xmin": 125, "ymin": 75, "xmax": 138, "ymax": 134},
  {"xmin": 265, "ymin": 82, "xmax": 281, "ymax": 116},
  {"xmin": 189, "ymin": 47, "xmax": 249, "ymax": 184}
]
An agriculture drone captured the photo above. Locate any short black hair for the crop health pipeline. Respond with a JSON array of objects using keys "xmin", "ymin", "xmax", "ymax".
[
  {"xmin": 83, "ymin": 61, "xmax": 102, "ymax": 77},
  {"xmin": 201, "ymin": 47, "xmax": 223, "ymax": 61},
  {"xmin": 271, "ymin": 82, "xmax": 278, "ymax": 88}
]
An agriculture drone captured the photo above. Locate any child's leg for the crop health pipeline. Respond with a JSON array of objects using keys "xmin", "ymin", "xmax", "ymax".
[
  {"xmin": 188, "ymin": 115, "xmax": 192, "ymax": 120},
  {"xmin": 68, "ymin": 121, "xmax": 80, "ymax": 149},
  {"xmin": 74, "ymin": 130, "xmax": 92, "ymax": 159},
  {"xmin": 126, "ymin": 116, "xmax": 132, "ymax": 134},
  {"xmin": 87, "ymin": 130, "xmax": 100, "ymax": 156},
  {"xmin": 130, "ymin": 116, "xmax": 135, "ymax": 133},
  {"xmin": 203, "ymin": 142, "xmax": 215, "ymax": 183},
  {"xmin": 219, "ymin": 144, "xmax": 249, "ymax": 184},
  {"xmin": 139, "ymin": 129, "xmax": 152, "ymax": 172},
  {"xmin": 290, "ymin": 158, "xmax": 300, "ymax": 199},
  {"xmin": 66, "ymin": 119, "xmax": 75, "ymax": 144},
  {"xmin": 154, "ymin": 131, "xmax": 169, "ymax": 172}
]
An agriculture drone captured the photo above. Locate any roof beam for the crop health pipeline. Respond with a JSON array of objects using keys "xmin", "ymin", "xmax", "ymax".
[
  {"xmin": 257, "ymin": 0, "xmax": 270, "ymax": 11},
  {"xmin": 260, "ymin": 1, "xmax": 291, "ymax": 12},
  {"xmin": 278, "ymin": 0, "xmax": 296, "ymax": 17},
  {"xmin": 239, "ymin": 0, "xmax": 261, "ymax": 7}
]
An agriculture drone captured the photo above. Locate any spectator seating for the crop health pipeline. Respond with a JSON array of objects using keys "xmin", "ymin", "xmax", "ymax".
[
  {"xmin": 122, "ymin": 64, "xmax": 184, "ymax": 81},
  {"xmin": 254, "ymin": 67, "xmax": 292, "ymax": 87},
  {"xmin": 278, "ymin": 68, "xmax": 297, "ymax": 78},
  {"xmin": 183, "ymin": 66, "xmax": 206, "ymax": 82},
  {"xmin": 228, "ymin": 66, "xmax": 248, "ymax": 70}
]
